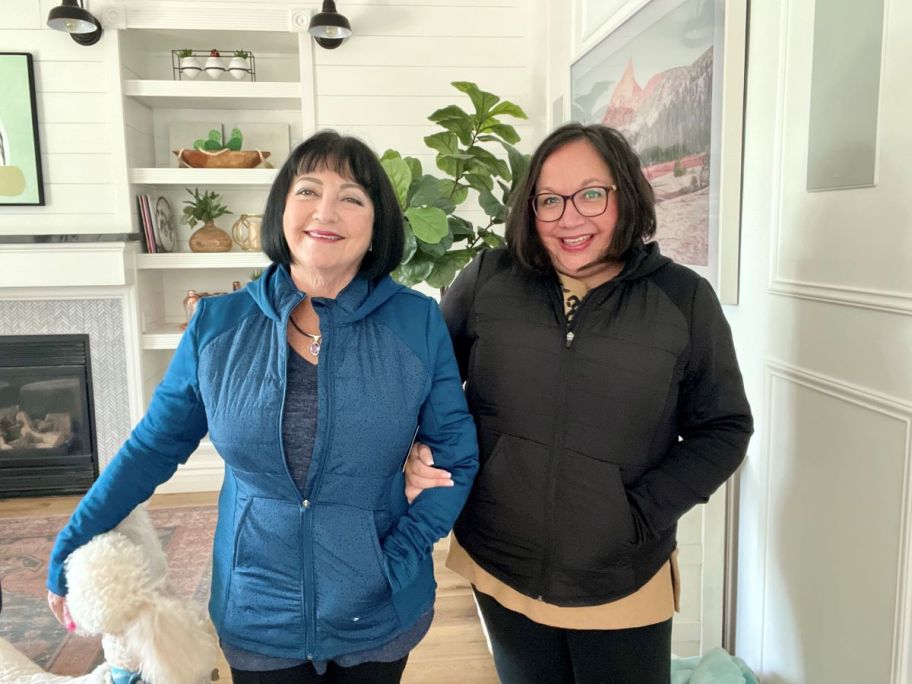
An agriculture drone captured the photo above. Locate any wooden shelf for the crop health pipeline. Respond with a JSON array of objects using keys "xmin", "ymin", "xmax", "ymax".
[
  {"xmin": 123, "ymin": 79, "xmax": 302, "ymax": 109},
  {"xmin": 135, "ymin": 252, "xmax": 270, "ymax": 270},
  {"xmin": 130, "ymin": 168, "xmax": 277, "ymax": 185}
]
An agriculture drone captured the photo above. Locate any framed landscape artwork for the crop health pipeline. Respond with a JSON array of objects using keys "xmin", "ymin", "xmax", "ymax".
[
  {"xmin": 571, "ymin": 0, "xmax": 747, "ymax": 303},
  {"xmin": 0, "ymin": 53, "xmax": 44, "ymax": 206}
]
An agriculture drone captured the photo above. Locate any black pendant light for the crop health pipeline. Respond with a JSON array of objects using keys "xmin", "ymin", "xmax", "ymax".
[
  {"xmin": 47, "ymin": 0, "xmax": 103, "ymax": 47},
  {"xmin": 308, "ymin": 0, "xmax": 352, "ymax": 50}
]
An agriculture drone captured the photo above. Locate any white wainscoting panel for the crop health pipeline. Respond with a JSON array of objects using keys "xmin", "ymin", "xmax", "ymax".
[{"xmin": 761, "ymin": 362, "xmax": 912, "ymax": 683}]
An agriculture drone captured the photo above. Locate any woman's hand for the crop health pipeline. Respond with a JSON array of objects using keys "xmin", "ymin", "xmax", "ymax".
[
  {"xmin": 404, "ymin": 442, "xmax": 454, "ymax": 504},
  {"xmin": 47, "ymin": 590, "xmax": 75, "ymax": 631}
]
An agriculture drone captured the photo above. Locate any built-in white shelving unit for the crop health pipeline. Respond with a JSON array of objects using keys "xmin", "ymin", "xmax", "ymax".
[{"xmin": 111, "ymin": 7, "xmax": 316, "ymax": 492}]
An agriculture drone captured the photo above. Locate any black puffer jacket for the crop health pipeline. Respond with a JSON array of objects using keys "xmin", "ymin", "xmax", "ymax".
[{"xmin": 444, "ymin": 244, "xmax": 753, "ymax": 606}]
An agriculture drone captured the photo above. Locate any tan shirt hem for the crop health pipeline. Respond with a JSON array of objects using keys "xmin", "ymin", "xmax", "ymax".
[{"xmin": 446, "ymin": 535, "xmax": 680, "ymax": 630}]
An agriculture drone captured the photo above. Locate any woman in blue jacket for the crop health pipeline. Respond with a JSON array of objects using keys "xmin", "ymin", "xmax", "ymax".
[{"xmin": 46, "ymin": 130, "xmax": 479, "ymax": 683}]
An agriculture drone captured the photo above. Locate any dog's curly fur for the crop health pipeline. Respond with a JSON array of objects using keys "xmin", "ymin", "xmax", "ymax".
[{"xmin": 0, "ymin": 507, "xmax": 217, "ymax": 684}]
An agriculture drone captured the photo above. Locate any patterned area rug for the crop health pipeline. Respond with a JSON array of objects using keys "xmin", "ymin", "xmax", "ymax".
[{"xmin": 0, "ymin": 505, "xmax": 217, "ymax": 675}]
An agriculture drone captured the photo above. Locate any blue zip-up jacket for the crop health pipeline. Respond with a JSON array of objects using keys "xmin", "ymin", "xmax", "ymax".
[{"xmin": 47, "ymin": 263, "xmax": 479, "ymax": 661}]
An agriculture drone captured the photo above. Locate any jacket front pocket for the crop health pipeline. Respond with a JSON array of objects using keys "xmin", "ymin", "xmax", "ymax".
[
  {"xmin": 223, "ymin": 497, "xmax": 304, "ymax": 645},
  {"xmin": 312, "ymin": 503, "xmax": 399, "ymax": 641},
  {"xmin": 552, "ymin": 451, "xmax": 638, "ymax": 574}
]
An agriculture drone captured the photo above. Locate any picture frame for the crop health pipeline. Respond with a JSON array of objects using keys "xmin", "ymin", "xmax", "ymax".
[
  {"xmin": 0, "ymin": 53, "xmax": 44, "ymax": 206},
  {"xmin": 570, "ymin": 0, "xmax": 747, "ymax": 304}
]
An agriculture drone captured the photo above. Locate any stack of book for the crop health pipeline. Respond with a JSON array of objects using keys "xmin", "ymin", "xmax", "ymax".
[{"xmin": 136, "ymin": 194, "xmax": 158, "ymax": 253}]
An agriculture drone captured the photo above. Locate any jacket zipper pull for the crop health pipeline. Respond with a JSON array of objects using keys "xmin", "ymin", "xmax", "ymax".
[{"xmin": 565, "ymin": 331, "xmax": 575, "ymax": 348}]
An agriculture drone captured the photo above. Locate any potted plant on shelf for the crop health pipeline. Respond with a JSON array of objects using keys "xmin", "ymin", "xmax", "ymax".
[
  {"xmin": 204, "ymin": 49, "xmax": 225, "ymax": 79},
  {"xmin": 227, "ymin": 50, "xmax": 251, "ymax": 79},
  {"xmin": 380, "ymin": 81, "xmax": 529, "ymax": 293},
  {"xmin": 176, "ymin": 49, "xmax": 201, "ymax": 79},
  {"xmin": 182, "ymin": 188, "xmax": 233, "ymax": 252}
]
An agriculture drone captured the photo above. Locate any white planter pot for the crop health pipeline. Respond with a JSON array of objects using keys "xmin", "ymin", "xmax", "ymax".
[
  {"xmin": 179, "ymin": 56, "xmax": 201, "ymax": 79},
  {"xmin": 204, "ymin": 56, "xmax": 225, "ymax": 79},
  {"xmin": 227, "ymin": 57, "xmax": 250, "ymax": 80}
]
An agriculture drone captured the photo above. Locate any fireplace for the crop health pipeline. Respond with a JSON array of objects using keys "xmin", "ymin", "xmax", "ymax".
[{"xmin": 0, "ymin": 335, "xmax": 98, "ymax": 498}]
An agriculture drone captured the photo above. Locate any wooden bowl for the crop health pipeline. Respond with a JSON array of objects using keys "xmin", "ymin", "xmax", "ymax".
[{"xmin": 173, "ymin": 149, "xmax": 271, "ymax": 169}]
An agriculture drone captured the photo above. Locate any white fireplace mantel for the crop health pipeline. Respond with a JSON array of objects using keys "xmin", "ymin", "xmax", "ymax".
[{"xmin": 0, "ymin": 242, "xmax": 138, "ymax": 289}]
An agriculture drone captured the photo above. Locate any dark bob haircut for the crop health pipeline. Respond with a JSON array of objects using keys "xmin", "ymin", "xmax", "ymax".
[
  {"xmin": 261, "ymin": 129, "xmax": 404, "ymax": 281},
  {"xmin": 505, "ymin": 123, "xmax": 656, "ymax": 274}
]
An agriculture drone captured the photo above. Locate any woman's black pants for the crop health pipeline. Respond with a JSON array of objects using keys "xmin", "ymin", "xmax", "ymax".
[
  {"xmin": 474, "ymin": 589, "xmax": 672, "ymax": 684},
  {"xmin": 229, "ymin": 656, "xmax": 408, "ymax": 684}
]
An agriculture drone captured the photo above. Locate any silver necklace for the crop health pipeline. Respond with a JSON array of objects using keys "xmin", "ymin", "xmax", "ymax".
[{"xmin": 289, "ymin": 315, "xmax": 322, "ymax": 356}]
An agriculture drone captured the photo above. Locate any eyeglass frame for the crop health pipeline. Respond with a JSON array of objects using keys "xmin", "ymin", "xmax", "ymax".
[{"xmin": 530, "ymin": 184, "xmax": 618, "ymax": 222}]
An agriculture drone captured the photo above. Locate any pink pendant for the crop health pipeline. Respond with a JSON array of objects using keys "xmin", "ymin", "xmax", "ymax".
[{"xmin": 309, "ymin": 340, "xmax": 321, "ymax": 356}]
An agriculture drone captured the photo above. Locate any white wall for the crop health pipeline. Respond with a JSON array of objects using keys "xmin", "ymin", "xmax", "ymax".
[
  {"xmin": 0, "ymin": 0, "xmax": 125, "ymax": 234},
  {"xmin": 0, "ymin": 0, "xmax": 543, "ymax": 236},
  {"xmin": 732, "ymin": 0, "xmax": 912, "ymax": 682}
]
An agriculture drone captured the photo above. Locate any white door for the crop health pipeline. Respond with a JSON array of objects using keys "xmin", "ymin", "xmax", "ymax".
[{"xmin": 732, "ymin": 0, "xmax": 912, "ymax": 682}]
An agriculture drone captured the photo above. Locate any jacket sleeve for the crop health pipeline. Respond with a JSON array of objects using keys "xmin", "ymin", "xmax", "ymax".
[
  {"xmin": 46, "ymin": 304, "xmax": 210, "ymax": 596},
  {"xmin": 627, "ymin": 278, "xmax": 753, "ymax": 539},
  {"xmin": 440, "ymin": 250, "xmax": 483, "ymax": 382},
  {"xmin": 381, "ymin": 301, "xmax": 479, "ymax": 593}
]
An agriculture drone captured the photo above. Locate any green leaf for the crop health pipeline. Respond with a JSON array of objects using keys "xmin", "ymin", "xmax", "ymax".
[
  {"xmin": 424, "ymin": 132, "xmax": 459, "ymax": 156},
  {"xmin": 409, "ymin": 175, "xmax": 457, "ymax": 214},
  {"xmin": 202, "ymin": 138, "xmax": 223, "ymax": 151},
  {"xmin": 397, "ymin": 255, "xmax": 435, "ymax": 286},
  {"xmin": 448, "ymin": 216, "xmax": 475, "ymax": 239},
  {"xmin": 464, "ymin": 173, "xmax": 494, "ymax": 192},
  {"xmin": 192, "ymin": 138, "xmax": 206, "ymax": 150},
  {"xmin": 480, "ymin": 122, "xmax": 520, "ymax": 144},
  {"xmin": 446, "ymin": 248, "xmax": 476, "ymax": 269},
  {"xmin": 405, "ymin": 206, "xmax": 449, "ymax": 243},
  {"xmin": 469, "ymin": 147, "xmax": 511, "ymax": 180},
  {"xmin": 380, "ymin": 149, "xmax": 402, "ymax": 161},
  {"xmin": 426, "ymin": 259, "xmax": 458, "ymax": 290},
  {"xmin": 428, "ymin": 105, "xmax": 475, "ymax": 145},
  {"xmin": 489, "ymin": 100, "xmax": 528, "ymax": 120},
  {"xmin": 404, "ymin": 156, "xmax": 423, "ymax": 181},
  {"xmin": 501, "ymin": 142, "xmax": 531, "ymax": 192},
  {"xmin": 478, "ymin": 187, "xmax": 507, "ymax": 222},
  {"xmin": 482, "ymin": 232, "xmax": 506, "ymax": 248},
  {"xmin": 400, "ymin": 221, "xmax": 418, "ymax": 264},
  {"xmin": 380, "ymin": 157, "xmax": 412, "ymax": 209},
  {"xmin": 417, "ymin": 230, "xmax": 453, "ymax": 258},
  {"xmin": 452, "ymin": 81, "xmax": 500, "ymax": 120},
  {"xmin": 208, "ymin": 129, "xmax": 222, "ymax": 142},
  {"xmin": 439, "ymin": 180, "xmax": 468, "ymax": 204}
]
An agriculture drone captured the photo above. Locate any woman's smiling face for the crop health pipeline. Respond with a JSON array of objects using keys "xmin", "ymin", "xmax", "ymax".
[
  {"xmin": 282, "ymin": 168, "xmax": 374, "ymax": 279},
  {"xmin": 534, "ymin": 139, "xmax": 620, "ymax": 284}
]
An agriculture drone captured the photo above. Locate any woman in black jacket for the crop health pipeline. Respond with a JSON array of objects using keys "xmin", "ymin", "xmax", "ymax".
[{"xmin": 405, "ymin": 123, "xmax": 753, "ymax": 684}]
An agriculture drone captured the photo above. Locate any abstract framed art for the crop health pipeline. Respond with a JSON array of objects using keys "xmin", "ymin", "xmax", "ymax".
[
  {"xmin": 571, "ymin": 0, "xmax": 747, "ymax": 304},
  {"xmin": 0, "ymin": 53, "xmax": 45, "ymax": 206}
]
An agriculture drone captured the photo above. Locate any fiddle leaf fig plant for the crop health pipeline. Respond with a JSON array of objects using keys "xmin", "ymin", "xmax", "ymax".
[{"xmin": 382, "ymin": 81, "xmax": 530, "ymax": 291}]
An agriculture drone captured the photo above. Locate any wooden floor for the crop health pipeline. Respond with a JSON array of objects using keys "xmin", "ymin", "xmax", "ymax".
[{"xmin": 0, "ymin": 492, "xmax": 499, "ymax": 683}]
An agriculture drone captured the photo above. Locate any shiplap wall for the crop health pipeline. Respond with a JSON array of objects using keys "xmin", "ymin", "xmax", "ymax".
[
  {"xmin": 0, "ymin": 0, "xmax": 124, "ymax": 234},
  {"xmin": 0, "ymin": 0, "xmax": 543, "ymax": 236}
]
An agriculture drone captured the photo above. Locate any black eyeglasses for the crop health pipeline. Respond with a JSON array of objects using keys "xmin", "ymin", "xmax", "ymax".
[{"xmin": 531, "ymin": 185, "xmax": 617, "ymax": 222}]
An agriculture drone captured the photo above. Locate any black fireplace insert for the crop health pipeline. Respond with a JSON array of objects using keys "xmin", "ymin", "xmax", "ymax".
[{"xmin": 0, "ymin": 335, "xmax": 98, "ymax": 498}]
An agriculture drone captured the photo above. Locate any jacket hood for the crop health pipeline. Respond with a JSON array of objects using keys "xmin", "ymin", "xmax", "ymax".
[
  {"xmin": 247, "ymin": 263, "xmax": 405, "ymax": 323},
  {"xmin": 617, "ymin": 241, "xmax": 671, "ymax": 282}
]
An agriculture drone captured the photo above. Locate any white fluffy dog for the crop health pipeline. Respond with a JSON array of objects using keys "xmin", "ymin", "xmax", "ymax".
[{"xmin": 0, "ymin": 507, "xmax": 217, "ymax": 684}]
